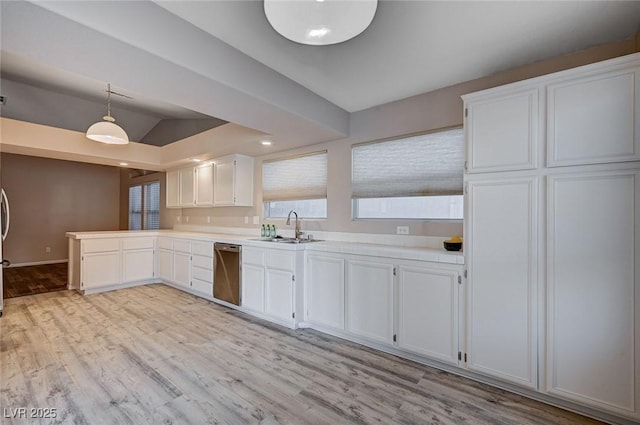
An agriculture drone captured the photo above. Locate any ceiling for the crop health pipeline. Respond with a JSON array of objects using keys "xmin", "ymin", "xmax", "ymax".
[{"xmin": 0, "ymin": 1, "xmax": 639, "ymax": 163}]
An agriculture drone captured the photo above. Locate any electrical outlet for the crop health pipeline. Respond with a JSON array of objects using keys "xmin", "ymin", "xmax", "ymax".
[
  {"xmin": 185, "ymin": 216, "xmax": 189, "ymax": 223},
  {"xmin": 207, "ymin": 216, "xmax": 211, "ymax": 224},
  {"xmin": 253, "ymin": 216, "xmax": 259, "ymax": 225},
  {"xmin": 396, "ymin": 226, "xmax": 409, "ymax": 235},
  {"xmin": 45, "ymin": 246, "xmax": 51, "ymax": 253},
  {"xmin": 176, "ymin": 216, "xmax": 181, "ymax": 222},
  {"xmin": 244, "ymin": 216, "xmax": 249, "ymax": 224}
]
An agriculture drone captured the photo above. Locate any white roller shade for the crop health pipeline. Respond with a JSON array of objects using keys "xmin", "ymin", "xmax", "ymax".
[
  {"xmin": 263, "ymin": 151, "xmax": 328, "ymax": 202},
  {"xmin": 352, "ymin": 128, "xmax": 464, "ymax": 198}
]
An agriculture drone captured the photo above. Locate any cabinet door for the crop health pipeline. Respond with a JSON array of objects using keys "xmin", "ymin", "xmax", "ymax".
[
  {"xmin": 174, "ymin": 252, "xmax": 191, "ymax": 288},
  {"xmin": 547, "ymin": 171, "xmax": 639, "ymax": 417},
  {"xmin": 179, "ymin": 167, "xmax": 195, "ymax": 207},
  {"xmin": 465, "ymin": 89, "xmax": 538, "ymax": 173},
  {"xmin": 214, "ymin": 159, "xmax": 235, "ymax": 206},
  {"xmin": 306, "ymin": 255, "xmax": 345, "ymax": 330},
  {"xmin": 82, "ymin": 252, "xmax": 120, "ymax": 289},
  {"xmin": 347, "ymin": 260, "xmax": 394, "ymax": 345},
  {"xmin": 122, "ymin": 249, "xmax": 154, "ymax": 283},
  {"xmin": 398, "ymin": 265, "xmax": 459, "ymax": 365},
  {"xmin": 166, "ymin": 170, "xmax": 180, "ymax": 208},
  {"xmin": 547, "ymin": 69, "xmax": 640, "ymax": 166},
  {"xmin": 157, "ymin": 249, "xmax": 173, "ymax": 281},
  {"xmin": 242, "ymin": 264, "xmax": 265, "ymax": 313},
  {"xmin": 466, "ymin": 178, "xmax": 538, "ymax": 388},
  {"xmin": 265, "ymin": 268, "xmax": 293, "ymax": 323},
  {"xmin": 195, "ymin": 163, "xmax": 214, "ymax": 206}
]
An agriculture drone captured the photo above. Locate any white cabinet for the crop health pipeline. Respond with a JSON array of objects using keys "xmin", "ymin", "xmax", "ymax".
[
  {"xmin": 122, "ymin": 237, "xmax": 155, "ymax": 283},
  {"xmin": 346, "ymin": 259, "xmax": 395, "ymax": 345},
  {"xmin": 166, "ymin": 170, "xmax": 180, "ymax": 208},
  {"xmin": 265, "ymin": 268, "xmax": 294, "ymax": 323},
  {"xmin": 173, "ymin": 240, "xmax": 191, "ymax": 289},
  {"xmin": 464, "ymin": 88, "xmax": 539, "ymax": 173},
  {"xmin": 547, "ymin": 170, "xmax": 640, "ymax": 417},
  {"xmin": 547, "ymin": 68, "xmax": 640, "ymax": 167},
  {"xmin": 195, "ymin": 163, "xmax": 214, "ymax": 207},
  {"xmin": 241, "ymin": 245, "xmax": 301, "ymax": 327},
  {"xmin": 190, "ymin": 241, "xmax": 213, "ymax": 296},
  {"xmin": 157, "ymin": 248, "xmax": 173, "ymax": 281},
  {"xmin": 465, "ymin": 178, "xmax": 538, "ymax": 388},
  {"xmin": 242, "ymin": 263, "xmax": 265, "ymax": 312},
  {"xmin": 397, "ymin": 265, "xmax": 460, "ymax": 366},
  {"xmin": 179, "ymin": 167, "xmax": 195, "ymax": 207},
  {"xmin": 213, "ymin": 154, "xmax": 254, "ymax": 206},
  {"xmin": 305, "ymin": 254, "xmax": 345, "ymax": 331},
  {"xmin": 81, "ymin": 239, "xmax": 121, "ymax": 290}
]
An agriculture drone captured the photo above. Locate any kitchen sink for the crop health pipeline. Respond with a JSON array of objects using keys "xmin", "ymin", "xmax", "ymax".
[{"xmin": 251, "ymin": 237, "xmax": 322, "ymax": 244}]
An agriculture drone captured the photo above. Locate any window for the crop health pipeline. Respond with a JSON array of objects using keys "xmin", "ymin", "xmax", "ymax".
[
  {"xmin": 262, "ymin": 151, "xmax": 327, "ymax": 219},
  {"xmin": 129, "ymin": 181, "xmax": 160, "ymax": 230},
  {"xmin": 352, "ymin": 128, "xmax": 464, "ymax": 220}
]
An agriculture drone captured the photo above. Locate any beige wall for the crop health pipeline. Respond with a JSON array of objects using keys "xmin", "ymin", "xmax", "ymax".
[
  {"xmin": 180, "ymin": 36, "xmax": 639, "ymax": 238},
  {"xmin": 0, "ymin": 153, "xmax": 120, "ymax": 264},
  {"xmin": 119, "ymin": 170, "xmax": 179, "ymax": 230}
]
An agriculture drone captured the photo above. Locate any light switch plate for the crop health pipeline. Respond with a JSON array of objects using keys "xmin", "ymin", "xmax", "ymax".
[
  {"xmin": 253, "ymin": 216, "xmax": 259, "ymax": 225},
  {"xmin": 396, "ymin": 226, "xmax": 409, "ymax": 235}
]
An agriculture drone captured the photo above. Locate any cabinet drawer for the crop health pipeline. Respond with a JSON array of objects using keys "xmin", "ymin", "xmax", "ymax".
[
  {"xmin": 122, "ymin": 237, "xmax": 154, "ymax": 250},
  {"xmin": 267, "ymin": 250, "xmax": 294, "ymax": 271},
  {"xmin": 157, "ymin": 238, "xmax": 173, "ymax": 250},
  {"xmin": 192, "ymin": 267, "xmax": 213, "ymax": 284},
  {"xmin": 243, "ymin": 246, "xmax": 265, "ymax": 266},
  {"xmin": 192, "ymin": 241, "xmax": 214, "ymax": 257},
  {"xmin": 191, "ymin": 278, "xmax": 212, "ymax": 295},
  {"xmin": 192, "ymin": 254, "xmax": 213, "ymax": 270},
  {"xmin": 83, "ymin": 239, "xmax": 120, "ymax": 253},
  {"xmin": 173, "ymin": 240, "xmax": 191, "ymax": 253}
]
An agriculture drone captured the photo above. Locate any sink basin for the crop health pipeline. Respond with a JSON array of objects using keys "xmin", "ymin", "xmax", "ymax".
[{"xmin": 251, "ymin": 237, "xmax": 322, "ymax": 244}]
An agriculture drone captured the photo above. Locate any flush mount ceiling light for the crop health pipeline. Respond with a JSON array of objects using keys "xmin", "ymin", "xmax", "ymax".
[
  {"xmin": 86, "ymin": 83, "xmax": 129, "ymax": 145},
  {"xmin": 264, "ymin": 0, "xmax": 378, "ymax": 46}
]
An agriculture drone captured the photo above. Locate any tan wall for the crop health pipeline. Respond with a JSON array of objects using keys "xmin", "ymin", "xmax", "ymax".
[
  {"xmin": 181, "ymin": 36, "xmax": 639, "ymax": 238},
  {"xmin": 0, "ymin": 153, "xmax": 120, "ymax": 264},
  {"xmin": 119, "ymin": 170, "xmax": 179, "ymax": 230}
]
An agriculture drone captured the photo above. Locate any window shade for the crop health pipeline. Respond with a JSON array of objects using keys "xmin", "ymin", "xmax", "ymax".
[
  {"xmin": 352, "ymin": 128, "xmax": 464, "ymax": 198},
  {"xmin": 129, "ymin": 185, "xmax": 142, "ymax": 230},
  {"xmin": 262, "ymin": 151, "xmax": 328, "ymax": 202}
]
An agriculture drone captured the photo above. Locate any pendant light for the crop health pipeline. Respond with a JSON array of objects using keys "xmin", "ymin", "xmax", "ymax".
[
  {"xmin": 86, "ymin": 83, "xmax": 129, "ymax": 145},
  {"xmin": 264, "ymin": 0, "xmax": 378, "ymax": 46}
]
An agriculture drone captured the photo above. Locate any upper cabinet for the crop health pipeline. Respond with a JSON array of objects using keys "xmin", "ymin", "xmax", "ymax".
[
  {"xmin": 166, "ymin": 154, "xmax": 254, "ymax": 209},
  {"xmin": 214, "ymin": 154, "xmax": 254, "ymax": 207},
  {"xmin": 547, "ymin": 68, "xmax": 640, "ymax": 167},
  {"xmin": 464, "ymin": 88, "xmax": 539, "ymax": 173}
]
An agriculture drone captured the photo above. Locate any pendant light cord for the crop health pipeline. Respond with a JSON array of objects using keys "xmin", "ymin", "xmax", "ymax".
[{"xmin": 107, "ymin": 83, "xmax": 112, "ymax": 118}]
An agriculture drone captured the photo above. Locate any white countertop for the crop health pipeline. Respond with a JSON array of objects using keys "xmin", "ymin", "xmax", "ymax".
[{"xmin": 66, "ymin": 230, "xmax": 464, "ymax": 264}]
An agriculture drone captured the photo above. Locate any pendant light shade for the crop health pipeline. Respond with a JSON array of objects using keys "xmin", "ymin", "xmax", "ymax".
[
  {"xmin": 86, "ymin": 83, "xmax": 129, "ymax": 145},
  {"xmin": 264, "ymin": 0, "xmax": 377, "ymax": 46}
]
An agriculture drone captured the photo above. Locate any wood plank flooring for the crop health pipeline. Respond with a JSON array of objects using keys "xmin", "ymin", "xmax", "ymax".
[
  {"xmin": 3, "ymin": 263, "xmax": 68, "ymax": 299},
  {"xmin": 0, "ymin": 285, "xmax": 604, "ymax": 425}
]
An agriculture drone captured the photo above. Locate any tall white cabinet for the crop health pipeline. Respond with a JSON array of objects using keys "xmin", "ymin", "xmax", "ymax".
[{"xmin": 463, "ymin": 53, "xmax": 640, "ymax": 421}]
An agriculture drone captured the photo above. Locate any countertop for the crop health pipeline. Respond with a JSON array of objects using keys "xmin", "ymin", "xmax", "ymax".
[{"xmin": 66, "ymin": 230, "xmax": 464, "ymax": 264}]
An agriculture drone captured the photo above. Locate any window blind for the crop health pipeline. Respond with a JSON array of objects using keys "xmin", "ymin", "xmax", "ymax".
[
  {"xmin": 352, "ymin": 128, "xmax": 464, "ymax": 198},
  {"xmin": 129, "ymin": 185, "xmax": 142, "ymax": 230},
  {"xmin": 143, "ymin": 182, "xmax": 160, "ymax": 230},
  {"xmin": 262, "ymin": 151, "xmax": 328, "ymax": 202}
]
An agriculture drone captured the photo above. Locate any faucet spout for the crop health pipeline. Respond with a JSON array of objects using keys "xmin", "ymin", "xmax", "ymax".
[{"xmin": 286, "ymin": 210, "xmax": 302, "ymax": 239}]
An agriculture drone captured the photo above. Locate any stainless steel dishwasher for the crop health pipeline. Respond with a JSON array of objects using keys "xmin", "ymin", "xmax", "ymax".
[{"xmin": 214, "ymin": 243, "xmax": 241, "ymax": 306}]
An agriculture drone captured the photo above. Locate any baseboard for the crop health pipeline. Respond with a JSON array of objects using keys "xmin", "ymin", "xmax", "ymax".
[{"xmin": 6, "ymin": 259, "xmax": 68, "ymax": 268}]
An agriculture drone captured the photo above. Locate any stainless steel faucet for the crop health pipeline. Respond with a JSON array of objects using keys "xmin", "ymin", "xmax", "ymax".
[{"xmin": 286, "ymin": 210, "xmax": 302, "ymax": 240}]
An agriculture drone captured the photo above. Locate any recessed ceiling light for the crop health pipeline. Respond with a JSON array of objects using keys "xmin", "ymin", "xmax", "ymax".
[
  {"xmin": 260, "ymin": 140, "xmax": 273, "ymax": 146},
  {"xmin": 119, "ymin": 162, "xmax": 129, "ymax": 166},
  {"xmin": 191, "ymin": 158, "xmax": 203, "ymax": 162}
]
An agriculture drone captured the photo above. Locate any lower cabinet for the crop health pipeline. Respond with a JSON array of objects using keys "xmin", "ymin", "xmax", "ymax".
[
  {"xmin": 265, "ymin": 269, "xmax": 294, "ymax": 323},
  {"xmin": 122, "ymin": 238, "xmax": 155, "ymax": 283},
  {"xmin": 305, "ymin": 254, "xmax": 345, "ymax": 331},
  {"xmin": 83, "ymin": 251, "xmax": 120, "ymax": 289},
  {"xmin": 241, "ymin": 245, "xmax": 301, "ymax": 327},
  {"xmin": 346, "ymin": 259, "xmax": 395, "ymax": 345},
  {"xmin": 397, "ymin": 265, "xmax": 460, "ymax": 365},
  {"xmin": 173, "ymin": 251, "xmax": 191, "ymax": 289},
  {"xmin": 157, "ymin": 249, "xmax": 173, "ymax": 281}
]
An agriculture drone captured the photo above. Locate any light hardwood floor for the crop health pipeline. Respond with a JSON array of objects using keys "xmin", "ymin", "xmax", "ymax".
[{"xmin": 0, "ymin": 285, "xmax": 603, "ymax": 425}]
